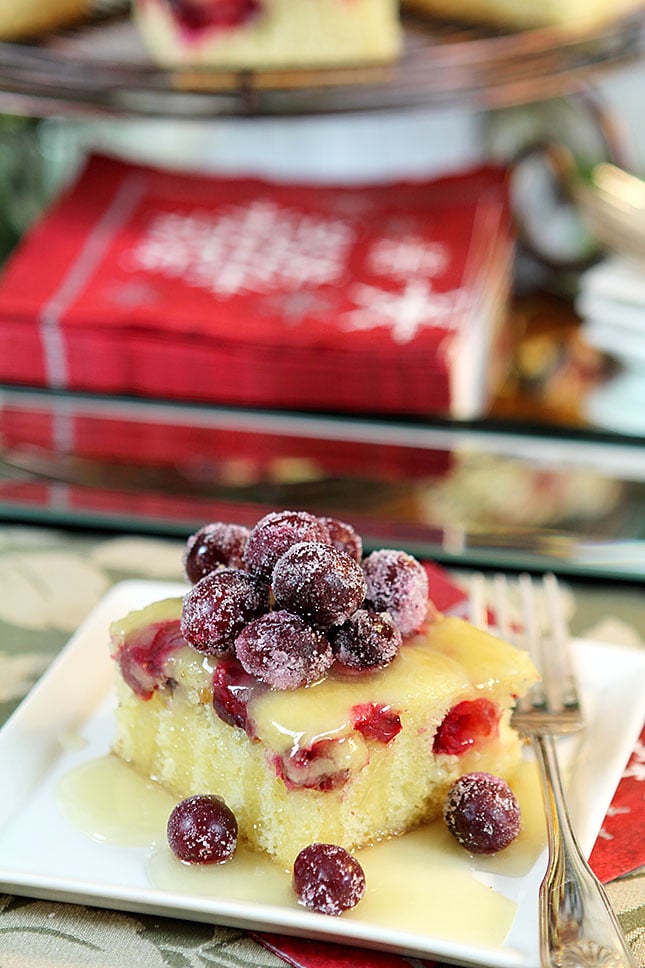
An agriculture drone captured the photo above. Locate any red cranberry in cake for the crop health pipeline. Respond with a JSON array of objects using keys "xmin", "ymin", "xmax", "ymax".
[
  {"xmin": 110, "ymin": 601, "xmax": 188, "ymax": 700},
  {"xmin": 243, "ymin": 510, "xmax": 331, "ymax": 582},
  {"xmin": 235, "ymin": 610, "xmax": 334, "ymax": 689},
  {"xmin": 293, "ymin": 843, "xmax": 366, "ymax": 915},
  {"xmin": 211, "ymin": 653, "xmax": 265, "ymax": 735},
  {"xmin": 183, "ymin": 521, "xmax": 250, "ymax": 584},
  {"xmin": 320, "ymin": 516, "xmax": 363, "ymax": 563},
  {"xmin": 351, "ymin": 702, "xmax": 402, "ymax": 743},
  {"xmin": 166, "ymin": 0, "xmax": 261, "ymax": 34},
  {"xmin": 279, "ymin": 735, "xmax": 368, "ymax": 791},
  {"xmin": 181, "ymin": 568, "xmax": 270, "ymax": 655},
  {"xmin": 115, "ymin": 620, "xmax": 185, "ymax": 700},
  {"xmin": 272, "ymin": 541, "xmax": 367, "ymax": 629},
  {"xmin": 433, "ymin": 698, "xmax": 500, "ymax": 756},
  {"xmin": 167, "ymin": 793, "xmax": 238, "ymax": 864},
  {"xmin": 443, "ymin": 772, "xmax": 521, "ymax": 854},
  {"xmin": 362, "ymin": 549, "xmax": 429, "ymax": 636},
  {"xmin": 331, "ymin": 609, "xmax": 401, "ymax": 671}
]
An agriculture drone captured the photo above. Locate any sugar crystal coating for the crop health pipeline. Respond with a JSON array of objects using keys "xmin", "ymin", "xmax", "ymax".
[
  {"xmin": 235, "ymin": 610, "xmax": 334, "ymax": 689},
  {"xmin": 243, "ymin": 510, "xmax": 331, "ymax": 581},
  {"xmin": 443, "ymin": 772, "xmax": 521, "ymax": 854},
  {"xmin": 319, "ymin": 516, "xmax": 363, "ymax": 562},
  {"xmin": 181, "ymin": 568, "xmax": 270, "ymax": 655},
  {"xmin": 293, "ymin": 843, "xmax": 366, "ymax": 915},
  {"xmin": 167, "ymin": 794, "xmax": 238, "ymax": 864},
  {"xmin": 272, "ymin": 541, "xmax": 367, "ymax": 628},
  {"xmin": 331, "ymin": 609, "xmax": 402, "ymax": 671},
  {"xmin": 183, "ymin": 521, "xmax": 250, "ymax": 584},
  {"xmin": 362, "ymin": 549, "xmax": 429, "ymax": 635}
]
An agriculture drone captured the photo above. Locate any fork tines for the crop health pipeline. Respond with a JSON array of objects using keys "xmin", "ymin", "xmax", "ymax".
[{"xmin": 470, "ymin": 571, "xmax": 583, "ymax": 735}]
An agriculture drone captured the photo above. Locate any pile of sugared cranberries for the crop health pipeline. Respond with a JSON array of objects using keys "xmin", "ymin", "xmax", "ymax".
[
  {"xmin": 179, "ymin": 510, "xmax": 431, "ymax": 692},
  {"xmin": 443, "ymin": 772, "xmax": 521, "ymax": 854}
]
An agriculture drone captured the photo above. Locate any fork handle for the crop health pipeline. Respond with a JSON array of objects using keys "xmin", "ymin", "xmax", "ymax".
[{"xmin": 533, "ymin": 733, "xmax": 637, "ymax": 968}]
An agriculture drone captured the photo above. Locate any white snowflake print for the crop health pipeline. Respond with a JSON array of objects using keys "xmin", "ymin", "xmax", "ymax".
[
  {"xmin": 623, "ymin": 738, "xmax": 645, "ymax": 782},
  {"xmin": 597, "ymin": 805, "xmax": 632, "ymax": 841},
  {"xmin": 258, "ymin": 289, "xmax": 339, "ymax": 325},
  {"xmin": 125, "ymin": 201, "xmax": 354, "ymax": 297},
  {"xmin": 342, "ymin": 278, "xmax": 463, "ymax": 344},
  {"xmin": 367, "ymin": 235, "xmax": 449, "ymax": 280},
  {"xmin": 597, "ymin": 739, "xmax": 643, "ymax": 841}
]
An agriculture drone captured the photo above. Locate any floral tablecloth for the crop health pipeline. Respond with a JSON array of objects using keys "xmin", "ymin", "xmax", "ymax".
[{"xmin": 0, "ymin": 524, "xmax": 643, "ymax": 968}]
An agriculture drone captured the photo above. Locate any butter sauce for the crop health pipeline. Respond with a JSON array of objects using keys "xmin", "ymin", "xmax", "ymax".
[{"xmin": 56, "ymin": 754, "xmax": 545, "ymax": 947}]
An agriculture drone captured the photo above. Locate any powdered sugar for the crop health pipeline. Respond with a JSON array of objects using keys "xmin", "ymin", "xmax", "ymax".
[
  {"xmin": 331, "ymin": 609, "xmax": 401, "ymax": 671},
  {"xmin": 362, "ymin": 549, "xmax": 429, "ymax": 635},
  {"xmin": 181, "ymin": 568, "xmax": 270, "ymax": 654},
  {"xmin": 443, "ymin": 772, "xmax": 521, "ymax": 855},
  {"xmin": 235, "ymin": 610, "xmax": 334, "ymax": 690},
  {"xmin": 243, "ymin": 510, "xmax": 331, "ymax": 582},
  {"xmin": 272, "ymin": 541, "xmax": 366, "ymax": 628},
  {"xmin": 183, "ymin": 522, "xmax": 249, "ymax": 584}
]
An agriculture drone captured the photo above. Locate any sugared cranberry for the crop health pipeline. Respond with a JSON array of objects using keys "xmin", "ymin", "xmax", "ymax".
[
  {"xmin": 331, "ymin": 609, "xmax": 401, "ymax": 671},
  {"xmin": 443, "ymin": 772, "xmax": 521, "ymax": 854},
  {"xmin": 211, "ymin": 654, "xmax": 264, "ymax": 735},
  {"xmin": 180, "ymin": 568, "xmax": 270, "ymax": 655},
  {"xmin": 167, "ymin": 0, "xmax": 262, "ymax": 34},
  {"xmin": 243, "ymin": 510, "xmax": 331, "ymax": 582},
  {"xmin": 433, "ymin": 699, "xmax": 500, "ymax": 756},
  {"xmin": 293, "ymin": 843, "xmax": 366, "ymax": 916},
  {"xmin": 272, "ymin": 542, "xmax": 366, "ymax": 629},
  {"xmin": 351, "ymin": 702, "xmax": 401, "ymax": 743},
  {"xmin": 362, "ymin": 550, "xmax": 429, "ymax": 636},
  {"xmin": 115, "ymin": 619, "xmax": 186, "ymax": 700},
  {"xmin": 167, "ymin": 794, "xmax": 238, "ymax": 864},
  {"xmin": 235, "ymin": 610, "xmax": 333, "ymax": 690},
  {"xmin": 183, "ymin": 521, "xmax": 249, "ymax": 584},
  {"xmin": 320, "ymin": 516, "xmax": 363, "ymax": 563}
]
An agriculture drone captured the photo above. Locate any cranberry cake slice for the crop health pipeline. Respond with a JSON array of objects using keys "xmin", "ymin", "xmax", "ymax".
[
  {"xmin": 133, "ymin": 0, "xmax": 401, "ymax": 70},
  {"xmin": 110, "ymin": 511, "xmax": 538, "ymax": 869}
]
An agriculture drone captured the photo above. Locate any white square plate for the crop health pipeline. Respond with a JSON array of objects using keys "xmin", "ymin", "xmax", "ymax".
[{"xmin": 0, "ymin": 580, "xmax": 644, "ymax": 968}]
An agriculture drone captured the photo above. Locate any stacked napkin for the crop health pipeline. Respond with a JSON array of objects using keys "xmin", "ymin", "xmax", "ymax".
[
  {"xmin": 0, "ymin": 154, "xmax": 514, "ymax": 419},
  {"xmin": 576, "ymin": 255, "xmax": 645, "ymax": 434}
]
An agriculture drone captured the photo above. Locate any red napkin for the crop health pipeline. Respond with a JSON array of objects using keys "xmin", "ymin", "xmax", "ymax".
[
  {"xmin": 589, "ymin": 725, "xmax": 645, "ymax": 883},
  {"xmin": 0, "ymin": 154, "xmax": 514, "ymax": 418},
  {"xmin": 256, "ymin": 935, "xmax": 437, "ymax": 968}
]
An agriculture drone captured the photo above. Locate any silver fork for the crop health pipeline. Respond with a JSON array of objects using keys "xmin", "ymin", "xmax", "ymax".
[{"xmin": 470, "ymin": 571, "xmax": 636, "ymax": 968}]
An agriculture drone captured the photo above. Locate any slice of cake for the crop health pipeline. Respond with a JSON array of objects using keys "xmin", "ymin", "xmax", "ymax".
[
  {"xmin": 0, "ymin": 0, "xmax": 89, "ymax": 39},
  {"xmin": 110, "ymin": 510, "xmax": 538, "ymax": 869},
  {"xmin": 402, "ymin": 0, "xmax": 644, "ymax": 33},
  {"xmin": 133, "ymin": 0, "xmax": 401, "ymax": 70}
]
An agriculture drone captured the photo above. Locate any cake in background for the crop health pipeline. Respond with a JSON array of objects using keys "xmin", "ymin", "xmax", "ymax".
[
  {"xmin": 132, "ymin": 0, "xmax": 401, "ymax": 69},
  {"xmin": 0, "ymin": 0, "xmax": 110, "ymax": 39},
  {"xmin": 403, "ymin": 0, "xmax": 645, "ymax": 33}
]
